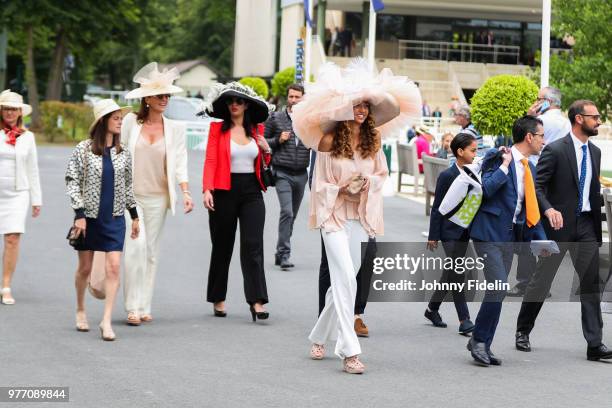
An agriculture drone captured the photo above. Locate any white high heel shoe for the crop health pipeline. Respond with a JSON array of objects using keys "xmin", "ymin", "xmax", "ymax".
[{"xmin": 1, "ymin": 288, "xmax": 15, "ymax": 305}]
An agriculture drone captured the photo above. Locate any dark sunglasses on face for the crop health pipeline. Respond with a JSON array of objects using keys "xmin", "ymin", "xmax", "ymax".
[
  {"xmin": 1, "ymin": 107, "xmax": 19, "ymax": 112},
  {"xmin": 154, "ymin": 94, "xmax": 171, "ymax": 100},
  {"xmin": 226, "ymin": 97, "xmax": 245, "ymax": 106}
]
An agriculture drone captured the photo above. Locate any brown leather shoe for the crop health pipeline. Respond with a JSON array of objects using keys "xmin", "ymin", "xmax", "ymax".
[{"xmin": 354, "ymin": 317, "xmax": 369, "ymax": 337}]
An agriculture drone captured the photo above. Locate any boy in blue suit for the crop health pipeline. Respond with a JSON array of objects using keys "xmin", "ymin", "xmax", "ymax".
[{"xmin": 468, "ymin": 115, "xmax": 547, "ymax": 366}]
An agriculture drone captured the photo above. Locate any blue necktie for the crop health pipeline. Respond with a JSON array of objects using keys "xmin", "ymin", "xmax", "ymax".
[{"xmin": 577, "ymin": 144, "xmax": 587, "ymax": 214}]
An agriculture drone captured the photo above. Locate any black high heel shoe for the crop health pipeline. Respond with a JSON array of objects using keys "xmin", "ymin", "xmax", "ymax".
[
  {"xmin": 249, "ymin": 305, "xmax": 269, "ymax": 322},
  {"xmin": 214, "ymin": 308, "xmax": 227, "ymax": 317}
]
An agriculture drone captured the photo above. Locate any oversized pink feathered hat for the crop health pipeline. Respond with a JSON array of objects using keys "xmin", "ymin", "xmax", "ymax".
[{"xmin": 291, "ymin": 58, "xmax": 422, "ymax": 150}]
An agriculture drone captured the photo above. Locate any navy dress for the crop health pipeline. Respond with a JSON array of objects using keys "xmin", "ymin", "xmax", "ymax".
[{"xmin": 75, "ymin": 147, "xmax": 126, "ymax": 252}]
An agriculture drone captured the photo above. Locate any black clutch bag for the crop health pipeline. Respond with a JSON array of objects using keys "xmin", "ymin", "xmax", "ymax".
[
  {"xmin": 260, "ymin": 159, "xmax": 275, "ymax": 188},
  {"xmin": 66, "ymin": 226, "xmax": 85, "ymax": 248}
]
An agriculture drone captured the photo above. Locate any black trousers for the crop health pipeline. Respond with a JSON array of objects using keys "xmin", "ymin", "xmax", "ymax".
[
  {"xmin": 206, "ymin": 174, "xmax": 268, "ymax": 305},
  {"xmin": 427, "ymin": 233, "xmax": 471, "ymax": 321},
  {"xmin": 318, "ymin": 234, "xmax": 377, "ymax": 316},
  {"xmin": 517, "ymin": 215, "xmax": 603, "ymax": 347},
  {"xmin": 515, "ymin": 252, "xmax": 537, "ymax": 290}
]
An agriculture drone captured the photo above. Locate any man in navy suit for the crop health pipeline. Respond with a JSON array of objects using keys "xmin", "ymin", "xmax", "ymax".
[{"xmin": 468, "ymin": 115, "xmax": 547, "ymax": 366}]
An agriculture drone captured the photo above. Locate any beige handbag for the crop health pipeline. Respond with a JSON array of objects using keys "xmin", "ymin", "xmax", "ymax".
[
  {"xmin": 88, "ymin": 251, "xmax": 106, "ymax": 300},
  {"xmin": 346, "ymin": 175, "xmax": 366, "ymax": 195}
]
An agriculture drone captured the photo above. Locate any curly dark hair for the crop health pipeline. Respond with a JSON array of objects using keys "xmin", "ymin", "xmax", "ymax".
[{"xmin": 330, "ymin": 114, "xmax": 380, "ymax": 159}]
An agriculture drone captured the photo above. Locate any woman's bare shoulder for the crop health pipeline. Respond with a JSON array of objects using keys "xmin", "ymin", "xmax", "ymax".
[{"xmin": 317, "ymin": 133, "xmax": 334, "ymax": 152}]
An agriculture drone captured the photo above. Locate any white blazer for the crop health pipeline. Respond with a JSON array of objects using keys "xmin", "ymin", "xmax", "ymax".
[
  {"xmin": 120, "ymin": 112, "xmax": 188, "ymax": 215},
  {"xmin": 1, "ymin": 130, "xmax": 42, "ymax": 206}
]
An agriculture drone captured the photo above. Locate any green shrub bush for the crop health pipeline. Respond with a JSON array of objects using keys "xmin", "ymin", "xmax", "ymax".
[
  {"xmin": 271, "ymin": 67, "xmax": 296, "ymax": 98},
  {"xmin": 40, "ymin": 101, "xmax": 92, "ymax": 142},
  {"xmin": 471, "ymin": 75, "xmax": 539, "ymax": 142},
  {"xmin": 238, "ymin": 77, "xmax": 269, "ymax": 99}
]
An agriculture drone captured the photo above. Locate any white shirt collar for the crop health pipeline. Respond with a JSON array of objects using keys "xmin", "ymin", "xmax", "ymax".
[
  {"xmin": 570, "ymin": 131, "xmax": 588, "ymax": 148},
  {"xmin": 511, "ymin": 145, "xmax": 525, "ymax": 163}
]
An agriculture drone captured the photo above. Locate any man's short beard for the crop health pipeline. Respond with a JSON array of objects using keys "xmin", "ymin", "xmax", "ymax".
[{"xmin": 582, "ymin": 123, "xmax": 598, "ymax": 137}]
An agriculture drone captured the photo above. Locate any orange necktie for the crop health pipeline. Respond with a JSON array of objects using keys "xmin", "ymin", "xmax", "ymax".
[{"xmin": 521, "ymin": 158, "xmax": 540, "ymax": 227}]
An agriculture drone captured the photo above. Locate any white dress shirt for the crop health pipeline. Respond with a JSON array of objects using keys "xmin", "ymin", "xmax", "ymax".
[
  {"xmin": 529, "ymin": 109, "xmax": 572, "ymax": 165},
  {"xmin": 540, "ymin": 109, "xmax": 572, "ymax": 146},
  {"xmin": 570, "ymin": 132, "xmax": 592, "ymax": 212},
  {"xmin": 499, "ymin": 146, "xmax": 526, "ymax": 223}
]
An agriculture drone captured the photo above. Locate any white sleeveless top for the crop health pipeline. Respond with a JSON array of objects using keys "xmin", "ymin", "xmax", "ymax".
[{"xmin": 230, "ymin": 139, "xmax": 258, "ymax": 173}]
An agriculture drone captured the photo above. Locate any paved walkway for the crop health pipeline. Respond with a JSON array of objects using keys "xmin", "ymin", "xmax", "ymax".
[{"xmin": 1, "ymin": 147, "xmax": 610, "ymax": 407}]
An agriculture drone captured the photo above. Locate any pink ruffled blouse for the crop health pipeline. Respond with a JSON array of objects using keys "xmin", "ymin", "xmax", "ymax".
[{"xmin": 309, "ymin": 149, "xmax": 388, "ymax": 237}]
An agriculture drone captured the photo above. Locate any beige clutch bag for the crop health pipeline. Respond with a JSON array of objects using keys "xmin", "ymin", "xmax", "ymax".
[{"xmin": 346, "ymin": 175, "xmax": 366, "ymax": 195}]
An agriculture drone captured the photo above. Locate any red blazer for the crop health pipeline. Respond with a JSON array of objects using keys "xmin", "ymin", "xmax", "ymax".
[{"xmin": 202, "ymin": 121, "xmax": 272, "ymax": 192}]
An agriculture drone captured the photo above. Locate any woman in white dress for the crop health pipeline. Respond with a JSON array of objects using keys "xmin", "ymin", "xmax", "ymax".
[{"xmin": 0, "ymin": 90, "xmax": 42, "ymax": 305}]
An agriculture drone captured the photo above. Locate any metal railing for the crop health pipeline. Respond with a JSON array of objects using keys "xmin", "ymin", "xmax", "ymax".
[{"xmin": 399, "ymin": 40, "xmax": 520, "ymax": 64}]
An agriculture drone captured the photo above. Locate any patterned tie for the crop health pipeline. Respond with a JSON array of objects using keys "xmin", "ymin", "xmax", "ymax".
[
  {"xmin": 577, "ymin": 144, "xmax": 587, "ymax": 215},
  {"xmin": 521, "ymin": 158, "xmax": 540, "ymax": 227}
]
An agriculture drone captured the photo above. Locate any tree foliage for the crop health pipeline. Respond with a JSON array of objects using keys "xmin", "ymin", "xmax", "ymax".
[
  {"xmin": 550, "ymin": 0, "xmax": 611, "ymax": 118},
  {"xmin": 471, "ymin": 75, "xmax": 539, "ymax": 138}
]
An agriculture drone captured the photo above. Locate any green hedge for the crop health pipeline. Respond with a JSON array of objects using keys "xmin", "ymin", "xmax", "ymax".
[
  {"xmin": 471, "ymin": 75, "xmax": 539, "ymax": 141},
  {"xmin": 40, "ymin": 101, "xmax": 92, "ymax": 142},
  {"xmin": 238, "ymin": 77, "xmax": 269, "ymax": 99},
  {"xmin": 271, "ymin": 67, "xmax": 296, "ymax": 98}
]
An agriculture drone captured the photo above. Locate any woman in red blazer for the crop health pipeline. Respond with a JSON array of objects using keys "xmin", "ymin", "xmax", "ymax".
[{"xmin": 201, "ymin": 82, "xmax": 273, "ymax": 322}]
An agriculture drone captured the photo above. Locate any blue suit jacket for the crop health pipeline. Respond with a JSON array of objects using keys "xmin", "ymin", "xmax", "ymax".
[
  {"xmin": 470, "ymin": 149, "xmax": 546, "ymax": 243},
  {"xmin": 428, "ymin": 165, "xmax": 469, "ymax": 242}
]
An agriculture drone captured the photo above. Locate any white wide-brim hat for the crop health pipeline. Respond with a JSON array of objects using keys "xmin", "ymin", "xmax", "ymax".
[
  {"xmin": 89, "ymin": 99, "xmax": 132, "ymax": 132},
  {"xmin": 199, "ymin": 82, "xmax": 275, "ymax": 124},
  {"xmin": 124, "ymin": 62, "xmax": 184, "ymax": 99},
  {"xmin": 292, "ymin": 58, "xmax": 422, "ymax": 150},
  {"xmin": 0, "ymin": 89, "xmax": 33, "ymax": 117}
]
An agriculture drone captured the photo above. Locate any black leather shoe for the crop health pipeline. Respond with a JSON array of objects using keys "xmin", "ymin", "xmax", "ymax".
[
  {"xmin": 280, "ymin": 259, "xmax": 294, "ymax": 270},
  {"xmin": 424, "ymin": 309, "xmax": 447, "ymax": 328},
  {"xmin": 587, "ymin": 344, "xmax": 612, "ymax": 361},
  {"xmin": 507, "ymin": 285, "xmax": 526, "ymax": 297},
  {"xmin": 467, "ymin": 338, "xmax": 490, "ymax": 366},
  {"xmin": 274, "ymin": 254, "xmax": 280, "ymax": 266},
  {"xmin": 487, "ymin": 348, "xmax": 502, "ymax": 366},
  {"xmin": 458, "ymin": 319, "xmax": 475, "ymax": 335},
  {"xmin": 515, "ymin": 331, "xmax": 531, "ymax": 352}
]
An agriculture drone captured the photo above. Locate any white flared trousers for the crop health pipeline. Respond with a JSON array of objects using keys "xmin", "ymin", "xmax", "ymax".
[
  {"xmin": 309, "ymin": 220, "xmax": 368, "ymax": 359},
  {"xmin": 123, "ymin": 194, "xmax": 168, "ymax": 315}
]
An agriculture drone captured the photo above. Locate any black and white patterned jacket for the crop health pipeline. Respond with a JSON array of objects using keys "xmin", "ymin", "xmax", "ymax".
[{"xmin": 65, "ymin": 140, "xmax": 138, "ymax": 219}]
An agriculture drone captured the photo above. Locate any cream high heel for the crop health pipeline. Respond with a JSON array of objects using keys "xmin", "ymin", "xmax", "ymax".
[
  {"xmin": 99, "ymin": 324, "xmax": 116, "ymax": 341},
  {"xmin": 1, "ymin": 288, "xmax": 15, "ymax": 305},
  {"xmin": 76, "ymin": 311, "xmax": 90, "ymax": 332}
]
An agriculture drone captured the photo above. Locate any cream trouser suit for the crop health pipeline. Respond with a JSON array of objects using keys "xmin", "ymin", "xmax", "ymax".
[
  {"xmin": 124, "ymin": 194, "xmax": 168, "ymax": 315},
  {"xmin": 309, "ymin": 220, "xmax": 369, "ymax": 359}
]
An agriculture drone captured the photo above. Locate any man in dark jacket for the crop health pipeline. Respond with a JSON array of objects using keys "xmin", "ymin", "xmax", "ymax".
[{"xmin": 264, "ymin": 84, "xmax": 310, "ymax": 270}]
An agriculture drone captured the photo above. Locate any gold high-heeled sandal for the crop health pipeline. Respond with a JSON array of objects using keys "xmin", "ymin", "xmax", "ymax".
[
  {"xmin": 76, "ymin": 311, "xmax": 89, "ymax": 332},
  {"xmin": 99, "ymin": 324, "xmax": 116, "ymax": 341}
]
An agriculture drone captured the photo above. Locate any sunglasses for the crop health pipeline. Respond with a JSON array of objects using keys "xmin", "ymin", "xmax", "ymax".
[
  {"xmin": 153, "ymin": 94, "xmax": 171, "ymax": 100},
  {"xmin": 1, "ymin": 107, "xmax": 20, "ymax": 112},
  {"xmin": 579, "ymin": 113, "xmax": 601, "ymax": 121},
  {"xmin": 226, "ymin": 97, "xmax": 246, "ymax": 106}
]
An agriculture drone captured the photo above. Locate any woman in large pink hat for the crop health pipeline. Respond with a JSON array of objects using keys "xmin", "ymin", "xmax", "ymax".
[{"xmin": 292, "ymin": 59, "xmax": 421, "ymax": 374}]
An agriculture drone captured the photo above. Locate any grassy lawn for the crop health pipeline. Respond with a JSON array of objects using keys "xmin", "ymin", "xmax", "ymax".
[{"xmin": 603, "ymin": 170, "xmax": 612, "ymax": 178}]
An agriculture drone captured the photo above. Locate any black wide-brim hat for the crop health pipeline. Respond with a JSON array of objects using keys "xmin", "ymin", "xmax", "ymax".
[{"xmin": 200, "ymin": 82, "xmax": 274, "ymax": 124}]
